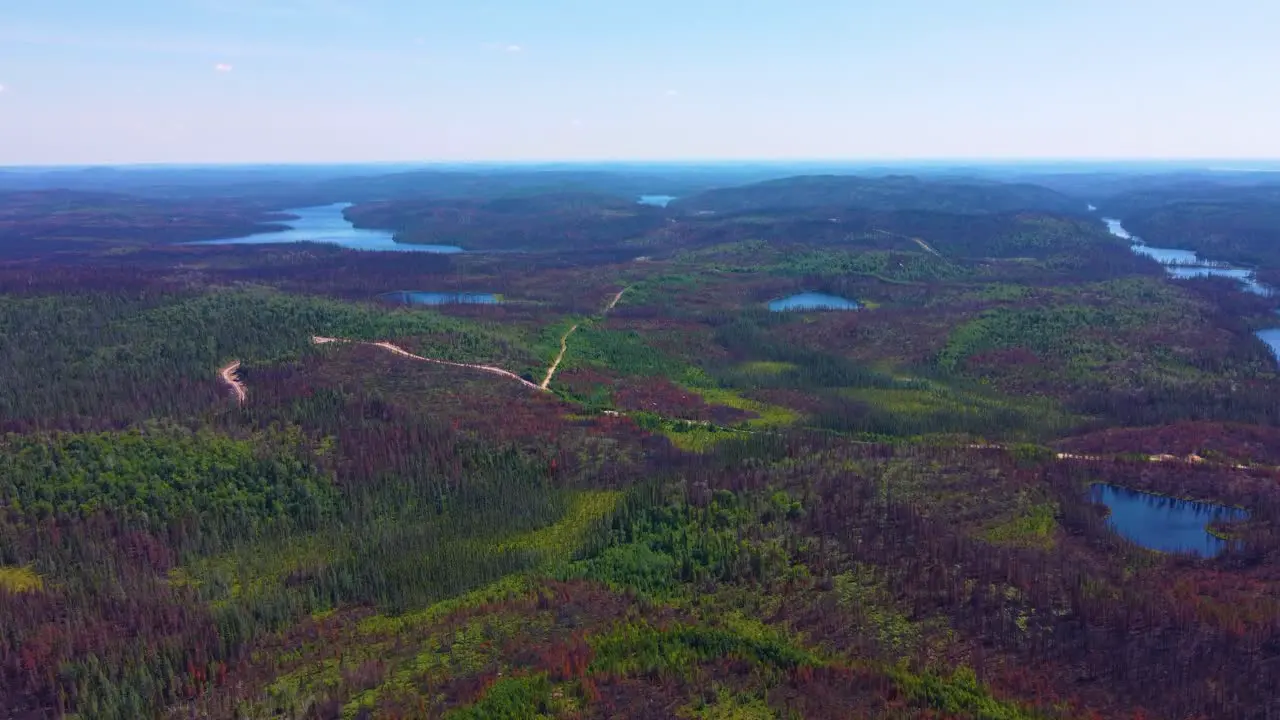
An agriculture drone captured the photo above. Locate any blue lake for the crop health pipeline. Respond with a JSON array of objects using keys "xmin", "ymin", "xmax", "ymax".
[
  {"xmin": 637, "ymin": 195, "xmax": 677, "ymax": 207},
  {"xmin": 1256, "ymin": 326, "xmax": 1280, "ymax": 366},
  {"xmin": 1091, "ymin": 483, "xmax": 1248, "ymax": 556},
  {"xmin": 187, "ymin": 203, "xmax": 465, "ymax": 253},
  {"xmin": 383, "ymin": 291, "xmax": 500, "ymax": 306},
  {"xmin": 769, "ymin": 292, "xmax": 861, "ymax": 311}
]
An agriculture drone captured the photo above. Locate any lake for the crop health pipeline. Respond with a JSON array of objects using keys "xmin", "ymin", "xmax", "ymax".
[
  {"xmin": 383, "ymin": 291, "xmax": 500, "ymax": 306},
  {"xmin": 1090, "ymin": 483, "xmax": 1248, "ymax": 556},
  {"xmin": 1104, "ymin": 217, "xmax": 1271, "ymax": 296},
  {"xmin": 1256, "ymin": 326, "xmax": 1280, "ymax": 365},
  {"xmin": 769, "ymin": 292, "xmax": 861, "ymax": 311},
  {"xmin": 637, "ymin": 195, "xmax": 677, "ymax": 207},
  {"xmin": 1167, "ymin": 265, "xmax": 1273, "ymax": 295},
  {"xmin": 1130, "ymin": 244, "xmax": 1203, "ymax": 266},
  {"xmin": 187, "ymin": 203, "xmax": 465, "ymax": 253}
]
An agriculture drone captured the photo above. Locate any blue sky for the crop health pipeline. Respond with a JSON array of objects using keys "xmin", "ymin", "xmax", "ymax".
[{"xmin": 2, "ymin": 0, "xmax": 1278, "ymax": 164}]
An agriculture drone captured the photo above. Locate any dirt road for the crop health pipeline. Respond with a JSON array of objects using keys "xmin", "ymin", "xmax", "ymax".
[
  {"xmin": 313, "ymin": 336, "xmax": 543, "ymax": 391},
  {"xmin": 605, "ymin": 287, "xmax": 627, "ymax": 311},
  {"xmin": 540, "ymin": 287, "xmax": 628, "ymax": 391},
  {"xmin": 219, "ymin": 361, "xmax": 247, "ymax": 404},
  {"xmin": 310, "ymin": 285, "xmax": 628, "ymax": 395},
  {"xmin": 874, "ymin": 228, "xmax": 943, "ymax": 258},
  {"xmin": 541, "ymin": 324, "xmax": 579, "ymax": 390}
]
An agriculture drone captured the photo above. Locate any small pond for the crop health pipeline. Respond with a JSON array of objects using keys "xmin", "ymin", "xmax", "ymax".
[
  {"xmin": 1090, "ymin": 483, "xmax": 1248, "ymax": 556},
  {"xmin": 187, "ymin": 203, "xmax": 465, "ymax": 253},
  {"xmin": 382, "ymin": 291, "xmax": 500, "ymax": 306},
  {"xmin": 768, "ymin": 292, "xmax": 861, "ymax": 311},
  {"xmin": 637, "ymin": 195, "xmax": 677, "ymax": 207}
]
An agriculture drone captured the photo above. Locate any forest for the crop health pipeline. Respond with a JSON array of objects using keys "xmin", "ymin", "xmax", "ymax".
[{"xmin": 3, "ymin": 167, "xmax": 1280, "ymax": 719}]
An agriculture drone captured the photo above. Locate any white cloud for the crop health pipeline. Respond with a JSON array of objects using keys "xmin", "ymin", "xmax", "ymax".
[
  {"xmin": 214, "ymin": 62, "xmax": 233, "ymax": 72},
  {"xmin": 570, "ymin": 118, "xmax": 583, "ymax": 127},
  {"xmin": 481, "ymin": 42, "xmax": 524, "ymax": 54},
  {"xmin": 0, "ymin": 84, "xmax": 6, "ymax": 94},
  {"xmin": 665, "ymin": 89, "xmax": 679, "ymax": 97}
]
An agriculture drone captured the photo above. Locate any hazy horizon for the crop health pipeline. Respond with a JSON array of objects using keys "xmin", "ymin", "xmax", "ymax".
[
  {"xmin": 3, "ymin": 0, "xmax": 1279, "ymax": 165},
  {"xmin": 6, "ymin": 159, "xmax": 1280, "ymax": 173}
]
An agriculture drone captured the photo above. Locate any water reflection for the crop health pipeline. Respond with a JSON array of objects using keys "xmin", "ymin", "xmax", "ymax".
[
  {"xmin": 638, "ymin": 195, "xmax": 677, "ymax": 207},
  {"xmin": 382, "ymin": 291, "xmax": 500, "ymax": 306},
  {"xmin": 187, "ymin": 203, "xmax": 465, "ymax": 253},
  {"xmin": 768, "ymin": 292, "xmax": 861, "ymax": 311},
  {"xmin": 1103, "ymin": 217, "xmax": 1271, "ymax": 296},
  {"xmin": 1091, "ymin": 483, "xmax": 1247, "ymax": 556}
]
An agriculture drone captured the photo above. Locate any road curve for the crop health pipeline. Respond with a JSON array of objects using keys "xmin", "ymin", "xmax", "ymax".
[
  {"xmin": 312, "ymin": 336, "xmax": 543, "ymax": 392},
  {"xmin": 315, "ymin": 285, "xmax": 625, "ymax": 395},
  {"xmin": 219, "ymin": 361, "xmax": 247, "ymax": 405}
]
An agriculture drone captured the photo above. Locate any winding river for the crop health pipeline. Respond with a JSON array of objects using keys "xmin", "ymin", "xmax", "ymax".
[
  {"xmin": 1104, "ymin": 218, "xmax": 1271, "ymax": 295},
  {"xmin": 1104, "ymin": 217, "xmax": 1280, "ymax": 365}
]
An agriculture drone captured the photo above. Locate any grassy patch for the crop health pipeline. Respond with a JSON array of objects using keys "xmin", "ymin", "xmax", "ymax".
[
  {"xmin": 169, "ymin": 531, "xmax": 338, "ymax": 608},
  {"xmin": 444, "ymin": 673, "xmax": 556, "ymax": 719},
  {"xmin": 833, "ymin": 380, "xmax": 1076, "ymax": 441},
  {"xmin": 356, "ymin": 490, "xmax": 618, "ymax": 638},
  {"xmin": 982, "ymin": 503, "xmax": 1058, "ymax": 550},
  {"xmin": 679, "ymin": 687, "xmax": 777, "ymax": 719},
  {"xmin": 343, "ymin": 612, "xmax": 552, "ymax": 719},
  {"xmin": 831, "ymin": 564, "xmax": 933, "ymax": 653},
  {"xmin": 661, "ymin": 426, "xmax": 746, "ymax": 453},
  {"xmin": 0, "ymin": 565, "xmax": 42, "ymax": 593},
  {"xmin": 357, "ymin": 574, "xmax": 533, "ymax": 637},
  {"xmin": 692, "ymin": 387, "xmax": 800, "ymax": 429},
  {"xmin": 891, "ymin": 665, "xmax": 1047, "ymax": 720},
  {"xmin": 739, "ymin": 361, "xmax": 796, "ymax": 376},
  {"xmin": 588, "ymin": 619, "xmax": 825, "ymax": 679},
  {"xmin": 632, "ymin": 413, "xmax": 749, "ymax": 454},
  {"xmin": 493, "ymin": 490, "xmax": 622, "ymax": 564}
]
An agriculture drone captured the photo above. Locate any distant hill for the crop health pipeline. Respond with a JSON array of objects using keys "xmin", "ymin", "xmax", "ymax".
[
  {"xmin": 670, "ymin": 174, "xmax": 1084, "ymax": 215},
  {"xmin": 1088, "ymin": 177, "xmax": 1280, "ymax": 273},
  {"xmin": 1120, "ymin": 200, "xmax": 1280, "ymax": 270},
  {"xmin": 345, "ymin": 192, "xmax": 668, "ymax": 253},
  {"xmin": 1099, "ymin": 182, "xmax": 1280, "ymax": 216},
  {"xmin": 0, "ymin": 166, "xmax": 786, "ymax": 204},
  {"xmin": 0, "ymin": 190, "xmax": 279, "ymax": 257}
]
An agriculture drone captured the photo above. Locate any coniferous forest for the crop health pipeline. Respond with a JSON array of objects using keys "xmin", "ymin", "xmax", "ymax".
[{"xmin": 4, "ymin": 166, "xmax": 1280, "ymax": 718}]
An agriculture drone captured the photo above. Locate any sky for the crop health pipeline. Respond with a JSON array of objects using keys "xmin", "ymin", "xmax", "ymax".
[{"xmin": 2, "ymin": 0, "xmax": 1279, "ymax": 165}]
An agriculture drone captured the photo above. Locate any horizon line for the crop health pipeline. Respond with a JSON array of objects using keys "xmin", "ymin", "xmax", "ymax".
[{"xmin": 6, "ymin": 157, "xmax": 1280, "ymax": 171}]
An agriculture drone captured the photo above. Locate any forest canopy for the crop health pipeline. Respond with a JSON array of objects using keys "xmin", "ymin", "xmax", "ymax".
[{"xmin": 3, "ymin": 167, "xmax": 1280, "ymax": 719}]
